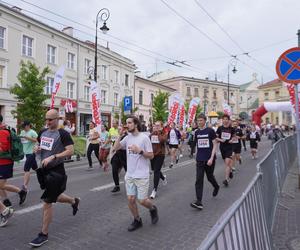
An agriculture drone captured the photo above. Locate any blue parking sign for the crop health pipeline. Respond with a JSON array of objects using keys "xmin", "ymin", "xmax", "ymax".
[{"xmin": 124, "ymin": 96, "xmax": 132, "ymax": 115}]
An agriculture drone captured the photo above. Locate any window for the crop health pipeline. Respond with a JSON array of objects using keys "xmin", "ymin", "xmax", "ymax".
[
  {"xmin": 22, "ymin": 35, "xmax": 33, "ymax": 57},
  {"xmin": 114, "ymin": 93, "xmax": 119, "ymax": 106},
  {"xmin": 230, "ymin": 92, "xmax": 234, "ymax": 98},
  {"xmin": 194, "ymin": 88, "xmax": 199, "ymax": 97},
  {"xmin": 186, "ymin": 87, "xmax": 191, "ymax": 96},
  {"xmin": 47, "ymin": 45, "xmax": 56, "ymax": 64},
  {"xmin": 115, "ymin": 70, "xmax": 119, "ymax": 83},
  {"xmin": 101, "ymin": 90, "xmax": 107, "ymax": 104},
  {"xmin": 84, "ymin": 59, "xmax": 91, "ymax": 74},
  {"xmin": 67, "ymin": 82, "xmax": 74, "ymax": 99},
  {"xmin": 125, "ymin": 74, "xmax": 129, "ymax": 87},
  {"xmin": 67, "ymin": 52, "xmax": 75, "ymax": 69},
  {"xmin": 45, "ymin": 77, "xmax": 54, "ymax": 94},
  {"xmin": 240, "ymin": 96, "xmax": 243, "ymax": 102},
  {"xmin": 151, "ymin": 93, "xmax": 154, "ymax": 103},
  {"xmin": 213, "ymin": 90, "xmax": 217, "ymax": 99},
  {"xmin": 0, "ymin": 65, "xmax": 3, "ymax": 87},
  {"xmin": 212, "ymin": 104, "xmax": 216, "ymax": 112},
  {"xmin": 264, "ymin": 92, "xmax": 269, "ymax": 100},
  {"xmin": 101, "ymin": 65, "xmax": 107, "ymax": 80},
  {"xmin": 0, "ymin": 27, "xmax": 5, "ymax": 49},
  {"xmin": 204, "ymin": 88, "xmax": 208, "ymax": 98},
  {"xmin": 275, "ymin": 90, "xmax": 280, "ymax": 98},
  {"xmin": 84, "ymin": 86, "xmax": 90, "ymax": 101},
  {"xmin": 139, "ymin": 90, "xmax": 143, "ymax": 105}
]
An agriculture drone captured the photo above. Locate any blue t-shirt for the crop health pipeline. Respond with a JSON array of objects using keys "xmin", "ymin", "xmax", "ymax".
[{"xmin": 195, "ymin": 127, "xmax": 216, "ymax": 161}]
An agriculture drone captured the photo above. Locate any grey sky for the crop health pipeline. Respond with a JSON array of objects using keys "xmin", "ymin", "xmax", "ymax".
[{"xmin": 3, "ymin": 0, "xmax": 300, "ymax": 84}]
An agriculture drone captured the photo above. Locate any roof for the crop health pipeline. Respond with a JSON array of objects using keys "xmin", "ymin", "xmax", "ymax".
[
  {"xmin": 135, "ymin": 76, "xmax": 176, "ymax": 91},
  {"xmin": 239, "ymin": 81, "xmax": 252, "ymax": 91},
  {"xmin": 258, "ymin": 79, "xmax": 282, "ymax": 89}
]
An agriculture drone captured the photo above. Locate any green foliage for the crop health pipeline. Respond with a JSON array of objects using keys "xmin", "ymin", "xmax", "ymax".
[
  {"xmin": 239, "ymin": 112, "xmax": 249, "ymax": 120},
  {"xmin": 217, "ymin": 111, "xmax": 224, "ymax": 118},
  {"xmin": 152, "ymin": 90, "xmax": 169, "ymax": 122},
  {"xmin": 72, "ymin": 136, "xmax": 87, "ymax": 156},
  {"xmin": 10, "ymin": 61, "xmax": 50, "ymax": 132}
]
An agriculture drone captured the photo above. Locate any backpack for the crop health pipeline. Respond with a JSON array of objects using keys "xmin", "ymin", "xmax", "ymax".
[{"xmin": 0, "ymin": 126, "xmax": 24, "ymax": 161}]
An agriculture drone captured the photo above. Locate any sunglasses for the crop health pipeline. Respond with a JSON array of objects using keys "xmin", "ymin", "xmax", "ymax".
[{"xmin": 45, "ymin": 118, "xmax": 57, "ymax": 121}]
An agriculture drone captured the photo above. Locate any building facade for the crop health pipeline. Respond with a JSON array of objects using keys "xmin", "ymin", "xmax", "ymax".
[
  {"xmin": 0, "ymin": 4, "xmax": 135, "ymax": 135},
  {"xmin": 258, "ymin": 79, "xmax": 294, "ymax": 125},
  {"xmin": 134, "ymin": 76, "xmax": 175, "ymax": 124},
  {"xmin": 154, "ymin": 76, "xmax": 240, "ymax": 117}
]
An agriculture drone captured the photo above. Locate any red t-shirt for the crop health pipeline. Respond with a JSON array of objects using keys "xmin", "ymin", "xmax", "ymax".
[{"xmin": 0, "ymin": 125, "xmax": 13, "ymax": 165}]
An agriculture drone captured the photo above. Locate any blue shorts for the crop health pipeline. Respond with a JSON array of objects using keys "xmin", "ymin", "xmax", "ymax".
[
  {"xmin": 0, "ymin": 164, "xmax": 13, "ymax": 179},
  {"xmin": 24, "ymin": 154, "xmax": 38, "ymax": 172}
]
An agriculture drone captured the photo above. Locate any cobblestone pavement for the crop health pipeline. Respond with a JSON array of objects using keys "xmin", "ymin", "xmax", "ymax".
[{"xmin": 0, "ymin": 139, "xmax": 272, "ymax": 250}]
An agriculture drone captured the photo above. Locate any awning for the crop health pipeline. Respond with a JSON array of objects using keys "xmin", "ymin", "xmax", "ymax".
[{"xmin": 208, "ymin": 111, "xmax": 218, "ymax": 117}]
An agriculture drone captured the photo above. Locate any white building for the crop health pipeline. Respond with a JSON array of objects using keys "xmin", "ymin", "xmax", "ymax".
[{"xmin": 0, "ymin": 4, "xmax": 135, "ymax": 135}]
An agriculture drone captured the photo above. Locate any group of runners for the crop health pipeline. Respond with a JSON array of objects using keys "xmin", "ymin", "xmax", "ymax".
[{"xmin": 0, "ymin": 110, "xmax": 263, "ymax": 247}]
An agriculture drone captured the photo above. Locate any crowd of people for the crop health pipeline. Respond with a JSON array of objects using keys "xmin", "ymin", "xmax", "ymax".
[{"xmin": 0, "ymin": 111, "xmax": 291, "ymax": 247}]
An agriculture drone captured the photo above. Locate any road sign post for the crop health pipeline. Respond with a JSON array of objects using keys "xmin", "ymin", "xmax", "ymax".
[{"xmin": 276, "ymin": 44, "xmax": 300, "ymax": 188}]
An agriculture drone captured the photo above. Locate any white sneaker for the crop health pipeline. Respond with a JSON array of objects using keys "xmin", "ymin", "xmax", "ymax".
[
  {"xmin": 179, "ymin": 154, "xmax": 183, "ymax": 158},
  {"xmin": 150, "ymin": 190, "xmax": 157, "ymax": 199},
  {"xmin": 252, "ymin": 156, "xmax": 255, "ymax": 159},
  {"xmin": 162, "ymin": 175, "xmax": 167, "ymax": 186},
  {"xmin": 0, "ymin": 208, "xmax": 14, "ymax": 227}
]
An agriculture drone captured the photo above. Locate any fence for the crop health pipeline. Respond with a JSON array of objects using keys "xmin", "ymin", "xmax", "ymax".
[{"xmin": 198, "ymin": 134, "xmax": 297, "ymax": 250}]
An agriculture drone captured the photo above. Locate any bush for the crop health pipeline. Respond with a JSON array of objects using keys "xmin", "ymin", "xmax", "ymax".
[{"xmin": 72, "ymin": 136, "xmax": 87, "ymax": 156}]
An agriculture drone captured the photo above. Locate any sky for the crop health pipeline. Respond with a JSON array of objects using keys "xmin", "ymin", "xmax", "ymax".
[{"xmin": 2, "ymin": 0, "xmax": 300, "ymax": 84}]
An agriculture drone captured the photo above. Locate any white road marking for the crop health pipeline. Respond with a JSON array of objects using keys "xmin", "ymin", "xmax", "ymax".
[
  {"xmin": 90, "ymin": 181, "xmax": 124, "ymax": 192},
  {"xmin": 15, "ymin": 203, "xmax": 44, "ymax": 215}
]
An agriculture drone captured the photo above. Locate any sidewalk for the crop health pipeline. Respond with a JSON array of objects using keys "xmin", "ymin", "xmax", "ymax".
[{"xmin": 272, "ymin": 162, "xmax": 300, "ymax": 250}]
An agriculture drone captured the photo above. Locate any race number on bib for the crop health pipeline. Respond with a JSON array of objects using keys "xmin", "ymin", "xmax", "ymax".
[
  {"xmin": 250, "ymin": 133, "xmax": 256, "ymax": 139},
  {"xmin": 221, "ymin": 132, "xmax": 231, "ymax": 140},
  {"xmin": 40, "ymin": 136, "xmax": 54, "ymax": 151},
  {"xmin": 151, "ymin": 135, "xmax": 159, "ymax": 144},
  {"xmin": 198, "ymin": 139, "xmax": 209, "ymax": 148},
  {"xmin": 21, "ymin": 138, "xmax": 29, "ymax": 144}
]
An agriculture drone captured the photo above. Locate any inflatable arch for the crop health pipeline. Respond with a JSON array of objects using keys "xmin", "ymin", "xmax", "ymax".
[{"xmin": 252, "ymin": 101, "xmax": 292, "ymax": 126}]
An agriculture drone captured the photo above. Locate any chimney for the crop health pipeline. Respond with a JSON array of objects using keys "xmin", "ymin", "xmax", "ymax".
[
  {"xmin": 12, "ymin": 6, "xmax": 22, "ymax": 12},
  {"xmin": 62, "ymin": 27, "xmax": 73, "ymax": 37}
]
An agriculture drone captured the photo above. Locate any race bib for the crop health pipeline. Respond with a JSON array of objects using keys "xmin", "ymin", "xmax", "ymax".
[
  {"xmin": 111, "ymin": 135, "xmax": 118, "ymax": 142},
  {"xmin": 21, "ymin": 138, "xmax": 29, "ymax": 144},
  {"xmin": 221, "ymin": 132, "xmax": 231, "ymax": 140},
  {"xmin": 232, "ymin": 138, "xmax": 239, "ymax": 144},
  {"xmin": 40, "ymin": 136, "xmax": 54, "ymax": 151},
  {"xmin": 250, "ymin": 133, "xmax": 256, "ymax": 139},
  {"xmin": 151, "ymin": 135, "xmax": 159, "ymax": 144},
  {"xmin": 198, "ymin": 138, "xmax": 209, "ymax": 148}
]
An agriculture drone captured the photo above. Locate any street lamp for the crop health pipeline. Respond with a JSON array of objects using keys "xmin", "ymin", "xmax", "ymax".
[
  {"xmin": 227, "ymin": 59, "xmax": 238, "ymax": 105},
  {"xmin": 94, "ymin": 8, "xmax": 110, "ymax": 81}
]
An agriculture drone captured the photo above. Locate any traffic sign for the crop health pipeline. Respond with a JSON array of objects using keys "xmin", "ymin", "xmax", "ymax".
[
  {"xmin": 124, "ymin": 96, "xmax": 132, "ymax": 115},
  {"xmin": 276, "ymin": 47, "xmax": 300, "ymax": 84}
]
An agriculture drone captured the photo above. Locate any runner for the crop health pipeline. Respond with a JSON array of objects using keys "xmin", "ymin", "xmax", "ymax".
[
  {"xmin": 231, "ymin": 120, "xmax": 244, "ymax": 170},
  {"xmin": 149, "ymin": 121, "xmax": 167, "ymax": 199},
  {"xmin": 108, "ymin": 120, "xmax": 119, "ymax": 146},
  {"xmin": 0, "ymin": 199, "xmax": 13, "ymax": 227},
  {"xmin": 114, "ymin": 115, "xmax": 158, "ymax": 232},
  {"xmin": 247, "ymin": 126, "xmax": 261, "ymax": 159},
  {"xmin": 178, "ymin": 126, "xmax": 185, "ymax": 158},
  {"xmin": 191, "ymin": 114, "xmax": 219, "ymax": 210},
  {"xmin": 216, "ymin": 114, "xmax": 236, "ymax": 187},
  {"xmin": 167, "ymin": 122, "xmax": 181, "ymax": 168},
  {"xmin": 29, "ymin": 109, "xmax": 80, "ymax": 247},
  {"xmin": 20, "ymin": 121, "xmax": 38, "ymax": 192},
  {"xmin": 99, "ymin": 125, "xmax": 111, "ymax": 172},
  {"xmin": 188, "ymin": 122, "xmax": 198, "ymax": 158},
  {"xmin": 0, "ymin": 115, "xmax": 27, "ymax": 206},
  {"xmin": 86, "ymin": 121, "xmax": 101, "ymax": 171}
]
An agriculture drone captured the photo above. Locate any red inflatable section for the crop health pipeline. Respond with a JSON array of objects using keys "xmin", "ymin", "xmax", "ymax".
[{"xmin": 252, "ymin": 105, "xmax": 267, "ymax": 127}]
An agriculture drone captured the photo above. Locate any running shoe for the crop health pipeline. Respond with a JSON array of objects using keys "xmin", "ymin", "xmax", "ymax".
[
  {"xmin": 150, "ymin": 206, "xmax": 159, "ymax": 224},
  {"xmin": 72, "ymin": 197, "xmax": 80, "ymax": 216},
  {"xmin": 229, "ymin": 171, "xmax": 234, "ymax": 179},
  {"xmin": 162, "ymin": 175, "xmax": 167, "ymax": 186},
  {"xmin": 29, "ymin": 233, "xmax": 48, "ymax": 247},
  {"xmin": 190, "ymin": 201, "xmax": 203, "ymax": 210},
  {"xmin": 0, "ymin": 208, "xmax": 13, "ymax": 227},
  {"xmin": 150, "ymin": 190, "xmax": 157, "ymax": 199},
  {"xmin": 128, "ymin": 218, "xmax": 143, "ymax": 232},
  {"xmin": 179, "ymin": 154, "xmax": 183, "ymax": 158},
  {"xmin": 213, "ymin": 185, "xmax": 220, "ymax": 197},
  {"xmin": 239, "ymin": 158, "xmax": 242, "ymax": 164},
  {"xmin": 19, "ymin": 189, "xmax": 27, "ymax": 205},
  {"xmin": 3, "ymin": 199, "xmax": 12, "ymax": 208},
  {"xmin": 111, "ymin": 186, "xmax": 120, "ymax": 193},
  {"xmin": 223, "ymin": 179, "xmax": 229, "ymax": 187},
  {"xmin": 169, "ymin": 163, "xmax": 173, "ymax": 169},
  {"xmin": 176, "ymin": 156, "xmax": 179, "ymax": 164}
]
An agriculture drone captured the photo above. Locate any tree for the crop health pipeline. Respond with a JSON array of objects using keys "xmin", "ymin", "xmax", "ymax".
[
  {"xmin": 217, "ymin": 111, "xmax": 224, "ymax": 119},
  {"xmin": 152, "ymin": 90, "xmax": 169, "ymax": 122},
  {"xmin": 10, "ymin": 61, "xmax": 50, "ymax": 132},
  {"xmin": 239, "ymin": 112, "xmax": 249, "ymax": 120}
]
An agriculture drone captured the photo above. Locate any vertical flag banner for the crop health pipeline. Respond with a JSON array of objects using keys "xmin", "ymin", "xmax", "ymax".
[
  {"xmin": 178, "ymin": 98, "xmax": 185, "ymax": 127},
  {"xmin": 90, "ymin": 80, "xmax": 101, "ymax": 132},
  {"xmin": 187, "ymin": 97, "xmax": 201, "ymax": 125},
  {"xmin": 168, "ymin": 93, "xmax": 181, "ymax": 125},
  {"xmin": 50, "ymin": 66, "xmax": 65, "ymax": 109},
  {"xmin": 286, "ymin": 83, "xmax": 300, "ymax": 121},
  {"xmin": 223, "ymin": 102, "xmax": 232, "ymax": 116}
]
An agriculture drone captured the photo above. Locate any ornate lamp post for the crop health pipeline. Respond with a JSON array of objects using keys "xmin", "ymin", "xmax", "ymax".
[{"xmin": 227, "ymin": 59, "xmax": 238, "ymax": 105}]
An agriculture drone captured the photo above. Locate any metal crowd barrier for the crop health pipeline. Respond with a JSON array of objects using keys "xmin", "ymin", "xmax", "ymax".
[{"xmin": 198, "ymin": 134, "xmax": 297, "ymax": 250}]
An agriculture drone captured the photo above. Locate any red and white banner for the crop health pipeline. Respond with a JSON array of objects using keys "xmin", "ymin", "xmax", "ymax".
[
  {"xmin": 223, "ymin": 102, "xmax": 232, "ymax": 116},
  {"xmin": 178, "ymin": 99, "xmax": 185, "ymax": 127},
  {"xmin": 168, "ymin": 93, "xmax": 181, "ymax": 125},
  {"xmin": 60, "ymin": 99, "xmax": 77, "ymax": 113},
  {"xmin": 187, "ymin": 97, "xmax": 200, "ymax": 125},
  {"xmin": 286, "ymin": 83, "xmax": 300, "ymax": 121},
  {"xmin": 50, "ymin": 66, "xmax": 65, "ymax": 109},
  {"xmin": 90, "ymin": 80, "xmax": 101, "ymax": 132}
]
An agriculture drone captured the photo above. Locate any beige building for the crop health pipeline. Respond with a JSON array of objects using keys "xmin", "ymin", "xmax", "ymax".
[
  {"xmin": 153, "ymin": 75, "xmax": 240, "ymax": 117},
  {"xmin": 0, "ymin": 4, "xmax": 135, "ymax": 134},
  {"xmin": 134, "ymin": 76, "xmax": 175, "ymax": 124},
  {"xmin": 258, "ymin": 79, "xmax": 293, "ymax": 125}
]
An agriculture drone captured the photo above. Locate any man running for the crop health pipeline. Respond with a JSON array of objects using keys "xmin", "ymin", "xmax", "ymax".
[
  {"xmin": 231, "ymin": 120, "xmax": 244, "ymax": 170},
  {"xmin": 114, "ymin": 115, "xmax": 158, "ymax": 231},
  {"xmin": 149, "ymin": 121, "xmax": 167, "ymax": 199},
  {"xmin": 191, "ymin": 114, "xmax": 219, "ymax": 210},
  {"xmin": 216, "ymin": 114, "xmax": 236, "ymax": 187},
  {"xmin": 30, "ymin": 109, "xmax": 80, "ymax": 247},
  {"xmin": 20, "ymin": 121, "xmax": 38, "ymax": 192}
]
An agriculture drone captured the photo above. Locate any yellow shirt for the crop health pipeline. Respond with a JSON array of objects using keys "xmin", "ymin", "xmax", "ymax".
[{"xmin": 108, "ymin": 127, "xmax": 119, "ymax": 143}]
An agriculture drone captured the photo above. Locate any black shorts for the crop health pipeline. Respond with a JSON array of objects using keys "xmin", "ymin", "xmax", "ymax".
[
  {"xmin": 250, "ymin": 142, "xmax": 258, "ymax": 149},
  {"xmin": 232, "ymin": 144, "xmax": 242, "ymax": 154},
  {"xmin": 24, "ymin": 154, "xmax": 38, "ymax": 172},
  {"xmin": 0, "ymin": 164, "xmax": 13, "ymax": 179},
  {"xmin": 220, "ymin": 147, "xmax": 233, "ymax": 160},
  {"xmin": 169, "ymin": 144, "xmax": 178, "ymax": 149}
]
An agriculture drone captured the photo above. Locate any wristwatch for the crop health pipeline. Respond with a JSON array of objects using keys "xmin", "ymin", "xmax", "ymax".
[{"xmin": 139, "ymin": 150, "xmax": 144, "ymax": 155}]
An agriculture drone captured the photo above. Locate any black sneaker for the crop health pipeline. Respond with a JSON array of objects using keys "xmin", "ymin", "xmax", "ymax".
[
  {"xmin": 128, "ymin": 218, "xmax": 143, "ymax": 232},
  {"xmin": 29, "ymin": 232, "xmax": 48, "ymax": 247},
  {"xmin": 229, "ymin": 171, "xmax": 234, "ymax": 179},
  {"xmin": 169, "ymin": 163, "xmax": 173, "ymax": 169},
  {"xmin": 19, "ymin": 190, "xmax": 27, "ymax": 205},
  {"xmin": 72, "ymin": 197, "xmax": 80, "ymax": 216},
  {"xmin": 3, "ymin": 199, "xmax": 12, "ymax": 208},
  {"xmin": 111, "ymin": 186, "xmax": 120, "ymax": 193},
  {"xmin": 190, "ymin": 201, "xmax": 203, "ymax": 210},
  {"xmin": 239, "ymin": 158, "xmax": 242, "ymax": 164},
  {"xmin": 150, "ymin": 206, "xmax": 159, "ymax": 224},
  {"xmin": 176, "ymin": 156, "xmax": 179, "ymax": 164},
  {"xmin": 213, "ymin": 185, "xmax": 220, "ymax": 197},
  {"xmin": 223, "ymin": 179, "xmax": 229, "ymax": 187}
]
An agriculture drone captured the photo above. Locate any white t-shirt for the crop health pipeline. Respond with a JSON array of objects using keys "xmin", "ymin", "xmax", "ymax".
[
  {"xmin": 169, "ymin": 129, "xmax": 179, "ymax": 145},
  {"xmin": 120, "ymin": 132, "xmax": 153, "ymax": 178}
]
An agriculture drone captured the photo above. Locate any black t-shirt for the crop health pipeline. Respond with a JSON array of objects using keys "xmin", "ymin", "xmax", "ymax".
[
  {"xmin": 195, "ymin": 127, "xmax": 216, "ymax": 161},
  {"xmin": 233, "ymin": 127, "xmax": 244, "ymax": 145},
  {"xmin": 216, "ymin": 126, "xmax": 235, "ymax": 149}
]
